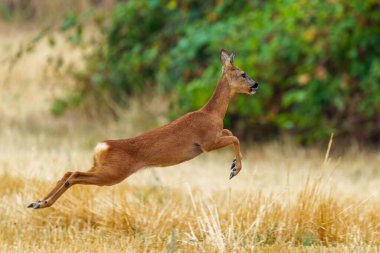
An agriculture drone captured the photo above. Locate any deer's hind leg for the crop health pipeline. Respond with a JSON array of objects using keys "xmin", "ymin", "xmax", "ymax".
[
  {"xmin": 27, "ymin": 167, "xmax": 96, "ymax": 209},
  {"xmin": 28, "ymin": 143, "xmax": 142, "ymax": 209},
  {"xmin": 28, "ymin": 164, "xmax": 138, "ymax": 209},
  {"xmin": 27, "ymin": 171, "xmax": 74, "ymax": 208}
]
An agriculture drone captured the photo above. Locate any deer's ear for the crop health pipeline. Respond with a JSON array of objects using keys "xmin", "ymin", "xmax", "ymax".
[
  {"xmin": 220, "ymin": 49, "xmax": 233, "ymax": 67},
  {"xmin": 229, "ymin": 52, "xmax": 235, "ymax": 64}
]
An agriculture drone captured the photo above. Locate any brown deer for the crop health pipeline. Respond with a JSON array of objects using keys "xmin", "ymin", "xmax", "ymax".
[{"xmin": 27, "ymin": 49, "xmax": 259, "ymax": 209}]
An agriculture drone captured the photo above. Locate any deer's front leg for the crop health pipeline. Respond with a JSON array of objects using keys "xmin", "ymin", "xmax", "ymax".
[
  {"xmin": 221, "ymin": 129, "xmax": 233, "ymax": 136},
  {"xmin": 201, "ymin": 133, "xmax": 242, "ymax": 179},
  {"xmin": 221, "ymin": 129, "xmax": 243, "ymax": 159}
]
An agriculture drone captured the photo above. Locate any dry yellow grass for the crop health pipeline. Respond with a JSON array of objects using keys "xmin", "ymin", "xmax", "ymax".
[{"xmin": 0, "ymin": 27, "xmax": 379, "ymax": 252}]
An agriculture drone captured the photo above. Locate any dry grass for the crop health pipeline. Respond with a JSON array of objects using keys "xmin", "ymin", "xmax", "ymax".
[
  {"xmin": 0, "ymin": 0, "xmax": 115, "ymax": 24},
  {"xmin": 0, "ymin": 28, "xmax": 380, "ymax": 252}
]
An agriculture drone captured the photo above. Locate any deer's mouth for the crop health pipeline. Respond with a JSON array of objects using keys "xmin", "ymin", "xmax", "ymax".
[
  {"xmin": 249, "ymin": 82, "xmax": 259, "ymax": 95},
  {"xmin": 249, "ymin": 88, "xmax": 256, "ymax": 95}
]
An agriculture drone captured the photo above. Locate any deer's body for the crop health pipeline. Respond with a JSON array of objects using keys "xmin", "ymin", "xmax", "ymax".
[
  {"xmin": 115, "ymin": 112, "xmax": 213, "ymax": 166},
  {"xmin": 28, "ymin": 50, "xmax": 259, "ymax": 209}
]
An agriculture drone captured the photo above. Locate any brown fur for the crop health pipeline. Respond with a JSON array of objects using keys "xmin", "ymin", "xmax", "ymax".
[{"xmin": 27, "ymin": 49, "xmax": 259, "ymax": 209}]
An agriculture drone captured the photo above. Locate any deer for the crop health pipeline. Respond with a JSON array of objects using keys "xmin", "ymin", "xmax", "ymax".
[{"xmin": 27, "ymin": 49, "xmax": 259, "ymax": 209}]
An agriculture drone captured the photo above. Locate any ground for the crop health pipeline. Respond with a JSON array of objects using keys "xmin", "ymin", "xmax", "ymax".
[{"xmin": 0, "ymin": 27, "xmax": 379, "ymax": 252}]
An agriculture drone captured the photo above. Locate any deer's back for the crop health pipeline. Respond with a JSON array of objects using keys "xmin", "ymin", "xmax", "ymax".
[{"xmin": 104, "ymin": 111, "xmax": 222, "ymax": 167}]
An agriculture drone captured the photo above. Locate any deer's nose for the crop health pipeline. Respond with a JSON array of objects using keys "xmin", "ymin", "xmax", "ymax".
[{"xmin": 252, "ymin": 82, "xmax": 259, "ymax": 88}]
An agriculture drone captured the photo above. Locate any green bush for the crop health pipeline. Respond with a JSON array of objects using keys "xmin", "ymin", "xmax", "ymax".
[{"xmin": 50, "ymin": 0, "xmax": 380, "ymax": 143}]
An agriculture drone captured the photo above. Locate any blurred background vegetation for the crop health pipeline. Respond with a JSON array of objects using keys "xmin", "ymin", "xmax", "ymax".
[{"xmin": 2, "ymin": 0, "xmax": 380, "ymax": 145}]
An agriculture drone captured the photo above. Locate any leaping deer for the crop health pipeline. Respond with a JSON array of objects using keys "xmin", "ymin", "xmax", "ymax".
[{"xmin": 28, "ymin": 49, "xmax": 259, "ymax": 209}]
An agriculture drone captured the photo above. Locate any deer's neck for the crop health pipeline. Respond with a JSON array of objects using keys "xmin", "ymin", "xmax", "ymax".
[{"xmin": 201, "ymin": 74, "xmax": 233, "ymax": 119}]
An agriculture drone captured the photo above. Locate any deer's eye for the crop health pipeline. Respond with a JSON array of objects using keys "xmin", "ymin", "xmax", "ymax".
[{"xmin": 241, "ymin": 73, "xmax": 247, "ymax": 78}]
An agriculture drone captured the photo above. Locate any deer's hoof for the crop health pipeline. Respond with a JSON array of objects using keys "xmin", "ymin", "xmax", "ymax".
[
  {"xmin": 230, "ymin": 159, "xmax": 236, "ymax": 169},
  {"xmin": 229, "ymin": 159, "xmax": 238, "ymax": 180},
  {"xmin": 27, "ymin": 200, "xmax": 43, "ymax": 209},
  {"xmin": 27, "ymin": 202, "xmax": 40, "ymax": 209},
  {"xmin": 229, "ymin": 169, "xmax": 237, "ymax": 180}
]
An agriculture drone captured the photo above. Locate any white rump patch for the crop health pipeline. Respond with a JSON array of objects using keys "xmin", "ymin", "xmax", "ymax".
[{"xmin": 94, "ymin": 142, "xmax": 109, "ymax": 153}]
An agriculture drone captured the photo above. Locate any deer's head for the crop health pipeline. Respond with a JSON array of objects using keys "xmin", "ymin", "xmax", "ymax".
[{"xmin": 220, "ymin": 49, "xmax": 258, "ymax": 95}]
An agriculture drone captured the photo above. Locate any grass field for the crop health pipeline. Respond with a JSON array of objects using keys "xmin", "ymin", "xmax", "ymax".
[{"xmin": 0, "ymin": 27, "xmax": 379, "ymax": 252}]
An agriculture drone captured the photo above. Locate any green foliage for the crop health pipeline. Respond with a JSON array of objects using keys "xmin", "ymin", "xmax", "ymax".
[
  {"xmin": 32, "ymin": 0, "xmax": 380, "ymax": 143},
  {"xmin": 0, "ymin": 3, "xmax": 12, "ymax": 22}
]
